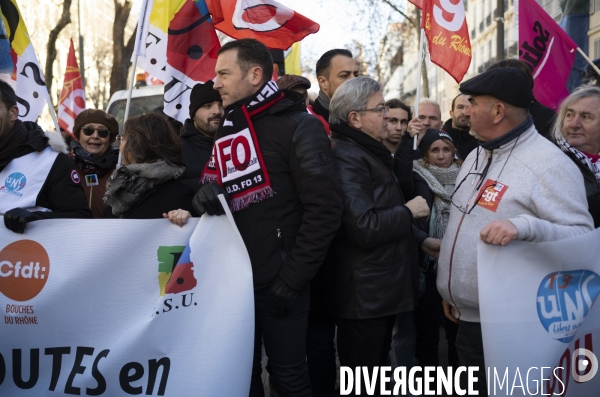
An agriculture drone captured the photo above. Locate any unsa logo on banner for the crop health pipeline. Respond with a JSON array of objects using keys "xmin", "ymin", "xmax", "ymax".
[{"xmin": 536, "ymin": 270, "xmax": 600, "ymax": 343}]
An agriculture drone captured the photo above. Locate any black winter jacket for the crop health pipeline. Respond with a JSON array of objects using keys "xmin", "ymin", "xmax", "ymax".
[
  {"xmin": 1, "ymin": 121, "xmax": 91, "ymax": 219},
  {"xmin": 564, "ymin": 151, "xmax": 600, "ymax": 228},
  {"xmin": 225, "ymin": 91, "xmax": 343, "ymax": 291},
  {"xmin": 179, "ymin": 119, "xmax": 213, "ymax": 189},
  {"xmin": 326, "ymin": 130, "xmax": 419, "ymax": 319},
  {"xmin": 104, "ymin": 179, "xmax": 198, "ymax": 219}
]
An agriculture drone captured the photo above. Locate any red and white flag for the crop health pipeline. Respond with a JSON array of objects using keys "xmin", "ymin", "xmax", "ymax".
[
  {"xmin": 408, "ymin": 0, "xmax": 423, "ymax": 9},
  {"xmin": 206, "ymin": 0, "xmax": 319, "ymax": 50},
  {"xmin": 57, "ymin": 39, "xmax": 86, "ymax": 137},
  {"xmin": 519, "ymin": 0, "xmax": 577, "ymax": 111},
  {"xmin": 422, "ymin": 0, "xmax": 471, "ymax": 83}
]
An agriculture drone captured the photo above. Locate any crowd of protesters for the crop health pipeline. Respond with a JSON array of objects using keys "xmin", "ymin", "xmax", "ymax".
[{"xmin": 1, "ymin": 37, "xmax": 599, "ymax": 397}]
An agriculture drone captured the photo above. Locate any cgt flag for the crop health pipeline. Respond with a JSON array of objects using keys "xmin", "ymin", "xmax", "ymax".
[
  {"xmin": 57, "ymin": 39, "xmax": 86, "ymax": 138},
  {"xmin": 422, "ymin": 0, "xmax": 471, "ymax": 83},
  {"xmin": 519, "ymin": 0, "xmax": 577, "ymax": 111},
  {"xmin": 206, "ymin": 0, "xmax": 319, "ymax": 50},
  {"xmin": 0, "ymin": 0, "xmax": 51, "ymax": 122},
  {"xmin": 134, "ymin": 0, "xmax": 220, "ymax": 123}
]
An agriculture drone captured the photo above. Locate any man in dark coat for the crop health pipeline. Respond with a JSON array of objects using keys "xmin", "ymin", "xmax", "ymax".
[
  {"xmin": 0, "ymin": 79, "xmax": 91, "ymax": 233},
  {"xmin": 327, "ymin": 77, "xmax": 438, "ymax": 396},
  {"xmin": 442, "ymin": 93, "xmax": 479, "ymax": 160},
  {"xmin": 193, "ymin": 39, "xmax": 343, "ymax": 396},
  {"xmin": 179, "ymin": 80, "xmax": 223, "ymax": 188}
]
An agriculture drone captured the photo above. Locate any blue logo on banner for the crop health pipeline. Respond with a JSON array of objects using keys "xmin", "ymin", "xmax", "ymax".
[
  {"xmin": 536, "ymin": 270, "xmax": 600, "ymax": 343},
  {"xmin": 5, "ymin": 172, "xmax": 26, "ymax": 192}
]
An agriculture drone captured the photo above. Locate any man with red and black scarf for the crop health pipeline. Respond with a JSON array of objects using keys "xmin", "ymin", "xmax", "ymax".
[{"xmin": 194, "ymin": 39, "xmax": 343, "ymax": 396}]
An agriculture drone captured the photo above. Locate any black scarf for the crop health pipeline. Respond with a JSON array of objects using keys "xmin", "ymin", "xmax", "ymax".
[
  {"xmin": 200, "ymin": 81, "xmax": 283, "ymax": 212},
  {"xmin": 479, "ymin": 115, "xmax": 533, "ymax": 150},
  {"xmin": 0, "ymin": 120, "xmax": 48, "ymax": 172},
  {"xmin": 71, "ymin": 140, "xmax": 119, "ymax": 176},
  {"xmin": 330, "ymin": 122, "xmax": 393, "ymax": 170}
]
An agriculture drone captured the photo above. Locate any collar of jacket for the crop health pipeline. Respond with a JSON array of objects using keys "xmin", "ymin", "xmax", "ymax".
[
  {"xmin": 479, "ymin": 114, "xmax": 533, "ymax": 151},
  {"xmin": 442, "ymin": 118, "xmax": 470, "ymax": 137},
  {"xmin": 180, "ymin": 119, "xmax": 214, "ymax": 142},
  {"xmin": 317, "ymin": 90, "xmax": 330, "ymax": 110},
  {"xmin": 330, "ymin": 122, "xmax": 393, "ymax": 170}
]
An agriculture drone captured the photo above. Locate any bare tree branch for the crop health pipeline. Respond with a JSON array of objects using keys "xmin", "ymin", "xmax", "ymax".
[
  {"xmin": 381, "ymin": 0, "xmax": 416, "ymax": 28},
  {"xmin": 45, "ymin": 0, "xmax": 73, "ymax": 106},
  {"xmin": 110, "ymin": 0, "xmax": 133, "ymax": 96}
]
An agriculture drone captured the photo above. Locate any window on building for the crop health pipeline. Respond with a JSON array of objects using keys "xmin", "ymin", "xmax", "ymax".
[{"xmin": 594, "ymin": 38, "xmax": 600, "ymax": 59}]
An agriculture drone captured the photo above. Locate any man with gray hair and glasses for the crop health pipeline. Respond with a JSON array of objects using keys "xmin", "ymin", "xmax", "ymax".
[{"xmin": 324, "ymin": 76, "xmax": 439, "ymax": 393}]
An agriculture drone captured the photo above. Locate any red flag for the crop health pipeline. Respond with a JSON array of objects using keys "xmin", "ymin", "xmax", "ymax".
[
  {"xmin": 408, "ymin": 0, "xmax": 423, "ymax": 9},
  {"xmin": 58, "ymin": 39, "xmax": 86, "ymax": 137},
  {"xmin": 519, "ymin": 0, "xmax": 576, "ymax": 110},
  {"xmin": 422, "ymin": 0, "xmax": 471, "ymax": 83},
  {"xmin": 206, "ymin": 0, "xmax": 319, "ymax": 50}
]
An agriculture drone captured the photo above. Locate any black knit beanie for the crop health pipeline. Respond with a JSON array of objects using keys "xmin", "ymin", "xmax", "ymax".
[
  {"xmin": 418, "ymin": 129, "xmax": 455, "ymax": 154},
  {"xmin": 189, "ymin": 80, "xmax": 222, "ymax": 119}
]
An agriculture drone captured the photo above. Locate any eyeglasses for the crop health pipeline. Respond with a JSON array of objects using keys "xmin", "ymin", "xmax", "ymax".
[
  {"xmin": 450, "ymin": 172, "xmax": 499, "ymax": 214},
  {"xmin": 81, "ymin": 126, "xmax": 110, "ymax": 138},
  {"xmin": 354, "ymin": 106, "xmax": 390, "ymax": 115}
]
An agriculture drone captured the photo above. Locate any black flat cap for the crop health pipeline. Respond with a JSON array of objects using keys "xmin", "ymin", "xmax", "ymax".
[{"xmin": 459, "ymin": 68, "xmax": 534, "ymax": 109}]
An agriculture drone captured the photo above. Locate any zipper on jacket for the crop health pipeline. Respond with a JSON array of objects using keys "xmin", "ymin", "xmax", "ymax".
[{"xmin": 277, "ymin": 228, "xmax": 288, "ymax": 261}]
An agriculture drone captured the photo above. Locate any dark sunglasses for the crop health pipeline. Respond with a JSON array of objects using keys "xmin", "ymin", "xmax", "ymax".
[{"xmin": 81, "ymin": 126, "xmax": 110, "ymax": 138}]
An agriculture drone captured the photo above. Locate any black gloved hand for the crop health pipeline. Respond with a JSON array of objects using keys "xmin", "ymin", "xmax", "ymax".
[
  {"xmin": 4, "ymin": 208, "xmax": 42, "ymax": 233},
  {"xmin": 192, "ymin": 183, "xmax": 229, "ymax": 216},
  {"xmin": 266, "ymin": 276, "xmax": 299, "ymax": 318}
]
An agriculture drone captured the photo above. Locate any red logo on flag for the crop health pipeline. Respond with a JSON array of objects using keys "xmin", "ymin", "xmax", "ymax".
[
  {"xmin": 422, "ymin": 0, "xmax": 471, "ymax": 83},
  {"xmin": 207, "ymin": 0, "xmax": 319, "ymax": 50},
  {"xmin": 58, "ymin": 39, "xmax": 86, "ymax": 137}
]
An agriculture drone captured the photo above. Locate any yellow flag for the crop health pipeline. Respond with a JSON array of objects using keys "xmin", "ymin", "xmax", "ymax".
[{"xmin": 284, "ymin": 42, "xmax": 301, "ymax": 76}]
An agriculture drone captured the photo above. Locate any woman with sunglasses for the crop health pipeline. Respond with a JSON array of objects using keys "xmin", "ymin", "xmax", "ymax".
[
  {"xmin": 71, "ymin": 109, "xmax": 120, "ymax": 218},
  {"xmin": 103, "ymin": 113, "xmax": 198, "ymax": 221}
]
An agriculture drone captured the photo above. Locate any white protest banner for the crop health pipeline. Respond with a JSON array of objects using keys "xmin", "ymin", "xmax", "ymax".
[
  {"xmin": 479, "ymin": 227, "xmax": 600, "ymax": 396},
  {"xmin": 0, "ymin": 202, "xmax": 254, "ymax": 396}
]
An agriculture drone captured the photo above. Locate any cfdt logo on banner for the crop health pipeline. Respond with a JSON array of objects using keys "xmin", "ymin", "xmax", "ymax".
[{"xmin": 0, "ymin": 240, "xmax": 50, "ymax": 325}]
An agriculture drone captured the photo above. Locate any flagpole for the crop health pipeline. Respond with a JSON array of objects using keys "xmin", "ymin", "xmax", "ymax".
[
  {"xmin": 414, "ymin": 28, "xmax": 425, "ymax": 150},
  {"xmin": 576, "ymin": 47, "xmax": 600, "ymax": 77},
  {"xmin": 45, "ymin": 93, "xmax": 61, "ymax": 133},
  {"xmin": 119, "ymin": 1, "xmax": 148, "ymax": 168}
]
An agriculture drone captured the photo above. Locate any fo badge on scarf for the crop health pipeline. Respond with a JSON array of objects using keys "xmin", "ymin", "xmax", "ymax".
[
  {"xmin": 215, "ymin": 128, "xmax": 261, "ymax": 186},
  {"xmin": 476, "ymin": 179, "xmax": 508, "ymax": 212}
]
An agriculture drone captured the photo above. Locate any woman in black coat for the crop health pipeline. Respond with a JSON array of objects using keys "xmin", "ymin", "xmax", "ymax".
[{"xmin": 103, "ymin": 113, "xmax": 198, "ymax": 221}]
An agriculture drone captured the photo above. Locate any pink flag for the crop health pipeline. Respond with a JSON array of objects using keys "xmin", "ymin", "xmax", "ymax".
[{"xmin": 519, "ymin": 0, "xmax": 577, "ymax": 111}]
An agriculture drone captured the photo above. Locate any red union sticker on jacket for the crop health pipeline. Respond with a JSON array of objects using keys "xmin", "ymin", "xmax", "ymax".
[
  {"xmin": 215, "ymin": 128, "xmax": 260, "ymax": 183},
  {"xmin": 476, "ymin": 179, "xmax": 508, "ymax": 212}
]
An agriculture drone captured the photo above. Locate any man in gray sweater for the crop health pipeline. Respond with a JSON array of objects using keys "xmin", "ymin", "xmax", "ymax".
[{"xmin": 437, "ymin": 68, "xmax": 594, "ymax": 394}]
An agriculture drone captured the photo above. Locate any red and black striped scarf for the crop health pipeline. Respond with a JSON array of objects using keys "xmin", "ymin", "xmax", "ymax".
[{"xmin": 200, "ymin": 81, "xmax": 283, "ymax": 212}]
